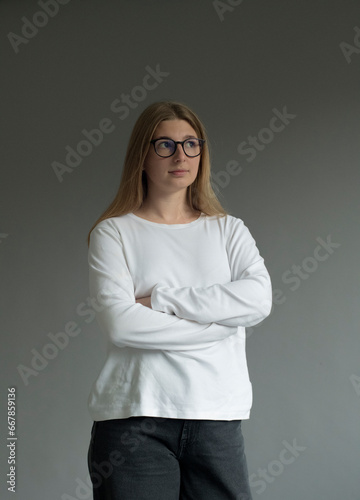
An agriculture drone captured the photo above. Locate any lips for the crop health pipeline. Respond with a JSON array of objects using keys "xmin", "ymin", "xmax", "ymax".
[{"xmin": 169, "ymin": 170, "xmax": 188, "ymax": 173}]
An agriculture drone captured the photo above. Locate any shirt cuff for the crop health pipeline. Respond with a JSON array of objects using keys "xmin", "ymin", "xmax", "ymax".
[{"xmin": 151, "ymin": 282, "xmax": 166, "ymax": 312}]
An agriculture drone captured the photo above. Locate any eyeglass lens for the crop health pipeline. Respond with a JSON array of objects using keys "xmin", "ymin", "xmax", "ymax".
[{"xmin": 154, "ymin": 139, "xmax": 202, "ymax": 157}]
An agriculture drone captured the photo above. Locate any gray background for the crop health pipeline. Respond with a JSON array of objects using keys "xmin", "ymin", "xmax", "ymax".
[{"xmin": 1, "ymin": 0, "xmax": 359, "ymax": 498}]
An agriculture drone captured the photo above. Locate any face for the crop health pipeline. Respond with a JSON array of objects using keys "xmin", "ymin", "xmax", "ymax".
[{"xmin": 143, "ymin": 119, "xmax": 201, "ymax": 196}]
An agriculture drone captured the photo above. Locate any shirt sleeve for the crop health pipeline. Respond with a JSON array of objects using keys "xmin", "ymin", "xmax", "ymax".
[
  {"xmin": 151, "ymin": 217, "xmax": 272, "ymax": 327},
  {"xmin": 88, "ymin": 220, "xmax": 238, "ymax": 351}
]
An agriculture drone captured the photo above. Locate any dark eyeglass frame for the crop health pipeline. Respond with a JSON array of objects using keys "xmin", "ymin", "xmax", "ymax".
[{"xmin": 150, "ymin": 137, "xmax": 206, "ymax": 158}]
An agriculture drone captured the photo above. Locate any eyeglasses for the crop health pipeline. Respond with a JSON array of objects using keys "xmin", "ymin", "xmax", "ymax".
[{"xmin": 150, "ymin": 137, "xmax": 205, "ymax": 158}]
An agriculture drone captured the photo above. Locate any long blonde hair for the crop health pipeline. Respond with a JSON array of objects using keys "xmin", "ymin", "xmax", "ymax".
[{"xmin": 87, "ymin": 101, "xmax": 228, "ymax": 244}]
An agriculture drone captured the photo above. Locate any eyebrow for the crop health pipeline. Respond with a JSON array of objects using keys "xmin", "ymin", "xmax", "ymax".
[{"xmin": 153, "ymin": 135, "xmax": 197, "ymax": 140}]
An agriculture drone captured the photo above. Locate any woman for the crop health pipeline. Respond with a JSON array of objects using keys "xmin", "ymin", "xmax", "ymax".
[{"xmin": 87, "ymin": 101, "xmax": 272, "ymax": 499}]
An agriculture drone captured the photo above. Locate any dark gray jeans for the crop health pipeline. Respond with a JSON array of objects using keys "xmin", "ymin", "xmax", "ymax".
[{"xmin": 88, "ymin": 416, "xmax": 253, "ymax": 500}]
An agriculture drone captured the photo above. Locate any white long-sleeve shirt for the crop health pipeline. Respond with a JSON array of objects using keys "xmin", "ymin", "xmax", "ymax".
[{"xmin": 87, "ymin": 212, "xmax": 272, "ymax": 421}]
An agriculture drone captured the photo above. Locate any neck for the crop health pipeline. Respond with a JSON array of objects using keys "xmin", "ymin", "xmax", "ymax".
[{"xmin": 138, "ymin": 190, "xmax": 197, "ymax": 223}]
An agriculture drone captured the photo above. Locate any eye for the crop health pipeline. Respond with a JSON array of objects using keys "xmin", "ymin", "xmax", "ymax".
[
  {"xmin": 157, "ymin": 140, "xmax": 173, "ymax": 149},
  {"xmin": 185, "ymin": 139, "xmax": 198, "ymax": 148}
]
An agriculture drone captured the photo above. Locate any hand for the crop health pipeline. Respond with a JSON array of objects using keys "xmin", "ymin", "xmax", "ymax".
[{"xmin": 136, "ymin": 295, "xmax": 152, "ymax": 309}]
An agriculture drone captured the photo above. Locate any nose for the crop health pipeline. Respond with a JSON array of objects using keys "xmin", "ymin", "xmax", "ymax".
[{"xmin": 173, "ymin": 142, "xmax": 186, "ymax": 160}]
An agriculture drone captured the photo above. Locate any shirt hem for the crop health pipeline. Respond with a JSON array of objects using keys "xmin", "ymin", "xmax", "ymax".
[{"xmin": 88, "ymin": 407, "xmax": 251, "ymax": 422}]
